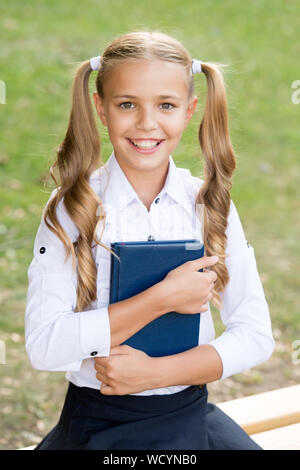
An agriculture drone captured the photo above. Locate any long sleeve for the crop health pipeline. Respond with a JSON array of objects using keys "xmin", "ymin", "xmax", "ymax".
[
  {"xmin": 24, "ymin": 189, "xmax": 111, "ymax": 371},
  {"xmin": 208, "ymin": 200, "xmax": 275, "ymax": 380}
]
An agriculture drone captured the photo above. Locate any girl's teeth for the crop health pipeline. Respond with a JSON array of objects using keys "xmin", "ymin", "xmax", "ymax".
[{"xmin": 131, "ymin": 140, "xmax": 161, "ymax": 149}]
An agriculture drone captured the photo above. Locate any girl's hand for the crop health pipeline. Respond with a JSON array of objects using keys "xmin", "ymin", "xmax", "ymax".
[
  {"xmin": 93, "ymin": 345, "xmax": 158, "ymax": 395},
  {"xmin": 161, "ymin": 256, "xmax": 218, "ymax": 314}
]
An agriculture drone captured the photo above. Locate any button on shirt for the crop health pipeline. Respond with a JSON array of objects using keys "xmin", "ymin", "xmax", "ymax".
[{"xmin": 25, "ymin": 151, "xmax": 275, "ymax": 396}]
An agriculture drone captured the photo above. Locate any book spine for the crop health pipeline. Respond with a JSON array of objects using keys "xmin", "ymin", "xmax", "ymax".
[{"xmin": 109, "ymin": 244, "xmax": 121, "ymax": 304}]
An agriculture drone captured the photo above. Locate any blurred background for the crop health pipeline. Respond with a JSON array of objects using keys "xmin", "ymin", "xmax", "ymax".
[{"xmin": 0, "ymin": 0, "xmax": 299, "ymax": 450}]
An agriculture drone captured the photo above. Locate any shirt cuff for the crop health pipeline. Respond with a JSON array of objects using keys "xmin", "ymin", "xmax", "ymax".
[
  {"xmin": 80, "ymin": 307, "xmax": 111, "ymax": 358},
  {"xmin": 208, "ymin": 330, "xmax": 249, "ymax": 381}
]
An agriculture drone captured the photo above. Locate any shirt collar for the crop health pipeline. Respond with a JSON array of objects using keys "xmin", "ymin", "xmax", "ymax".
[{"xmin": 99, "ymin": 150, "xmax": 193, "ymax": 217}]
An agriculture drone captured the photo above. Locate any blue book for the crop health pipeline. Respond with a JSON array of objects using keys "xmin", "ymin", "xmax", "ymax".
[{"xmin": 109, "ymin": 239, "xmax": 204, "ymax": 357}]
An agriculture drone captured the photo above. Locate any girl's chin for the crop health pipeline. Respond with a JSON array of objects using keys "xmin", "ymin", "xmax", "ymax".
[{"xmin": 116, "ymin": 152, "xmax": 169, "ymax": 171}]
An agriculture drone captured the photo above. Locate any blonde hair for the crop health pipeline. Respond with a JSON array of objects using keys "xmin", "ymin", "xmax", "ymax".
[{"xmin": 43, "ymin": 30, "xmax": 236, "ymax": 312}]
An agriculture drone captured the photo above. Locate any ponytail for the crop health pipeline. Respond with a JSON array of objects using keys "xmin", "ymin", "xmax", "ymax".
[
  {"xmin": 196, "ymin": 62, "xmax": 237, "ymax": 310},
  {"xmin": 43, "ymin": 60, "xmax": 107, "ymax": 312}
]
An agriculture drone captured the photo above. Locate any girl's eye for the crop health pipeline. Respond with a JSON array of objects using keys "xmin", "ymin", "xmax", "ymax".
[
  {"xmin": 161, "ymin": 103, "xmax": 174, "ymax": 110},
  {"xmin": 119, "ymin": 102, "xmax": 134, "ymax": 109},
  {"xmin": 118, "ymin": 102, "xmax": 175, "ymax": 110}
]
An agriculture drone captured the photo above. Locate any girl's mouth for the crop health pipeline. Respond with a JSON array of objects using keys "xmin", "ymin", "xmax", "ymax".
[{"xmin": 126, "ymin": 138, "xmax": 165, "ymax": 154}]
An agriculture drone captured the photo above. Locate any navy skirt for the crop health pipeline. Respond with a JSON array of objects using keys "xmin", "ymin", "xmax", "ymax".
[{"xmin": 34, "ymin": 381, "xmax": 262, "ymax": 450}]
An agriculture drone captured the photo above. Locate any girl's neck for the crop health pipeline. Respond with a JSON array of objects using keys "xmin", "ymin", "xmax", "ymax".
[{"xmin": 117, "ymin": 158, "xmax": 169, "ymax": 212}]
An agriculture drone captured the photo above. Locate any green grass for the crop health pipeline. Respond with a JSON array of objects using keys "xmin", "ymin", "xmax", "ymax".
[{"xmin": 0, "ymin": 0, "xmax": 299, "ymax": 449}]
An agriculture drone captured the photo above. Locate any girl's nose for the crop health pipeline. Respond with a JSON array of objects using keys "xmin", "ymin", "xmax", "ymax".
[{"xmin": 136, "ymin": 108, "xmax": 159, "ymax": 131}]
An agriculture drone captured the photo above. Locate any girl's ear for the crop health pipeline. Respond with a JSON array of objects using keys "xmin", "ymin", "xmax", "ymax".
[
  {"xmin": 184, "ymin": 96, "xmax": 198, "ymax": 129},
  {"xmin": 93, "ymin": 92, "xmax": 108, "ymax": 127}
]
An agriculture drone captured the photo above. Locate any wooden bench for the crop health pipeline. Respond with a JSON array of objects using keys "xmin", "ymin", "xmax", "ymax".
[
  {"xmin": 18, "ymin": 384, "xmax": 300, "ymax": 450},
  {"xmin": 216, "ymin": 384, "xmax": 300, "ymax": 450}
]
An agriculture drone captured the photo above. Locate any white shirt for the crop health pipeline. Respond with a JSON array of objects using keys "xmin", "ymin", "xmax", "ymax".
[{"xmin": 25, "ymin": 150, "xmax": 275, "ymax": 395}]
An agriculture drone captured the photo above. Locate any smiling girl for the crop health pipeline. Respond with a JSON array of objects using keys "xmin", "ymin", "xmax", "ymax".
[{"xmin": 25, "ymin": 31, "xmax": 274, "ymax": 450}]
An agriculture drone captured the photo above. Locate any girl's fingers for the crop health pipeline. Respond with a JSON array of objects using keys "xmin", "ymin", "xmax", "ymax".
[
  {"xmin": 96, "ymin": 370, "xmax": 110, "ymax": 383},
  {"xmin": 203, "ymin": 268, "xmax": 217, "ymax": 283},
  {"xmin": 207, "ymin": 292, "xmax": 213, "ymax": 300},
  {"xmin": 190, "ymin": 256, "xmax": 218, "ymax": 271},
  {"xmin": 200, "ymin": 303, "xmax": 209, "ymax": 312},
  {"xmin": 94, "ymin": 361, "xmax": 112, "ymax": 381},
  {"xmin": 201, "ymin": 292, "xmax": 213, "ymax": 308},
  {"xmin": 94, "ymin": 360, "xmax": 111, "ymax": 383},
  {"xmin": 94, "ymin": 363, "xmax": 106, "ymax": 374}
]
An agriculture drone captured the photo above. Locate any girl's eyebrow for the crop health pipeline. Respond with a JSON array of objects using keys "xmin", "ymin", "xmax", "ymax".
[{"xmin": 112, "ymin": 93, "xmax": 182, "ymax": 101}]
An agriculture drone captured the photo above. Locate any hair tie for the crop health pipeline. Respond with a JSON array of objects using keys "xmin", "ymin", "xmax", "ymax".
[
  {"xmin": 191, "ymin": 59, "xmax": 203, "ymax": 74},
  {"xmin": 90, "ymin": 56, "xmax": 202, "ymax": 74},
  {"xmin": 90, "ymin": 55, "xmax": 102, "ymax": 71}
]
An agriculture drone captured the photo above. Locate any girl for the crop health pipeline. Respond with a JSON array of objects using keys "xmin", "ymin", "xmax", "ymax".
[{"xmin": 25, "ymin": 30, "xmax": 275, "ymax": 450}]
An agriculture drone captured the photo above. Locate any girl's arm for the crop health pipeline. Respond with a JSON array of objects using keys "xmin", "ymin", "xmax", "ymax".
[
  {"xmin": 25, "ymin": 190, "xmax": 168, "ymax": 372},
  {"xmin": 108, "ymin": 282, "xmax": 169, "ymax": 349},
  {"xmin": 94, "ymin": 200, "xmax": 275, "ymax": 394},
  {"xmin": 152, "ymin": 344, "xmax": 223, "ymax": 387},
  {"xmin": 152, "ymin": 200, "xmax": 275, "ymax": 387}
]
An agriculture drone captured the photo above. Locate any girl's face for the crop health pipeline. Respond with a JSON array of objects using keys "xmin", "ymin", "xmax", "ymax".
[{"xmin": 93, "ymin": 59, "xmax": 197, "ymax": 175}]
